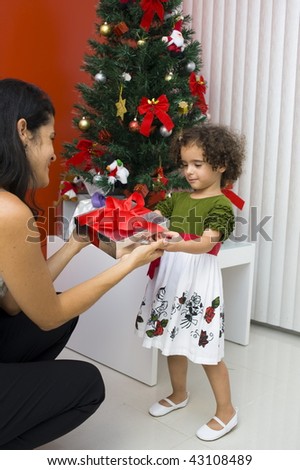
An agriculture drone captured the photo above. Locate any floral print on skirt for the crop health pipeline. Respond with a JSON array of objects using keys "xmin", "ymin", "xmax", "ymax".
[{"xmin": 136, "ymin": 251, "xmax": 225, "ymax": 364}]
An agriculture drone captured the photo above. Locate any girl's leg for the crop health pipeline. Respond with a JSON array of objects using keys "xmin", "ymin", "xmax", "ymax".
[
  {"xmin": 160, "ymin": 355, "xmax": 188, "ymax": 406},
  {"xmin": 0, "ymin": 359, "xmax": 105, "ymax": 449},
  {"xmin": 202, "ymin": 360, "xmax": 235, "ymax": 429}
]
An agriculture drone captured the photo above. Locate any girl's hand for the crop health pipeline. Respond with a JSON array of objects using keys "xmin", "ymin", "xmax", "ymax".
[
  {"xmin": 161, "ymin": 230, "xmax": 183, "ymax": 252},
  {"xmin": 163, "ymin": 230, "xmax": 183, "ymax": 242}
]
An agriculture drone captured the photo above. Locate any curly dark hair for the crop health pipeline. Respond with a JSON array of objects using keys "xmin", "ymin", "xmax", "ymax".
[{"xmin": 170, "ymin": 123, "xmax": 246, "ymax": 188}]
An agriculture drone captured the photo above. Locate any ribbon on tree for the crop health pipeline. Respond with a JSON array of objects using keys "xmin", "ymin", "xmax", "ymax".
[
  {"xmin": 65, "ymin": 139, "xmax": 104, "ymax": 172},
  {"xmin": 140, "ymin": 0, "xmax": 169, "ymax": 31},
  {"xmin": 189, "ymin": 73, "xmax": 209, "ymax": 114},
  {"xmin": 138, "ymin": 95, "xmax": 174, "ymax": 137},
  {"xmin": 221, "ymin": 184, "xmax": 245, "ymax": 210}
]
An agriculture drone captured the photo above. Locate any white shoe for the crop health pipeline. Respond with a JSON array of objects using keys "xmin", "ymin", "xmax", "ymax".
[
  {"xmin": 149, "ymin": 393, "xmax": 190, "ymax": 417},
  {"xmin": 196, "ymin": 408, "xmax": 238, "ymax": 441}
]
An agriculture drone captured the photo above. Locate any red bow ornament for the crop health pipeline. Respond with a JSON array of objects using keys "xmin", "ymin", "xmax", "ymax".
[
  {"xmin": 221, "ymin": 184, "xmax": 245, "ymax": 210},
  {"xmin": 138, "ymin": 95, "xmax": 174, "ymax": 137},
  {"xmin": 189, "ymin": 73, "xmax": 208, "ymax": 114},
  {"xmin": 140, "ymin": 0, "xmax": 169, "ymax": 31},
  {"xmin": 65, "ymin": 139, "xmax": 104, "ymax": 172}
]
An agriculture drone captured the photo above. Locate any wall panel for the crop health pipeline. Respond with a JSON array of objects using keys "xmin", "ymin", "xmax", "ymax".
[{"xmin": 184, "ymin": 0, "xmax": 300, "ymax": 331}]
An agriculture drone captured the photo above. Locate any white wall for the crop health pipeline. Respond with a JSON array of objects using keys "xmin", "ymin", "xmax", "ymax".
[{"xmin": 183, "ymin": 0, "xmax": 300, "ymax": 332}]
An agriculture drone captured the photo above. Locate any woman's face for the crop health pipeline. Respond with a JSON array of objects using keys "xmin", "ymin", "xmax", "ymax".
[{"xmin": 26, "ymin": 115, "xmax": 56, "ymax": 188}]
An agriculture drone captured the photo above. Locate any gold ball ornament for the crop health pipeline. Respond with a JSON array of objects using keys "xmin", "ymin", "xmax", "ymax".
[
  {"xmin": 100, "ymin": 22, "xmax": 112, "ymax": 36},
  {"xmin": 78, "ymin": 117, "xmax": 91, "ymax": 131},
  {"xmin": 137, "ymin": 38, "xmax": 146, "ymax": 47},
  {"xmin": 165, "ymin": 71, "xmax": 174, "ymax": 81},
  {"xmin": 178, "ymin": 101, "xmax": 190, "ymax": 115}
]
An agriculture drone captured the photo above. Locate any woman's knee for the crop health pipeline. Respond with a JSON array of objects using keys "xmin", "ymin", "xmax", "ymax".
[{"xmin": 77, "ymin": 361, "xmax": 105, "ymax": 409}]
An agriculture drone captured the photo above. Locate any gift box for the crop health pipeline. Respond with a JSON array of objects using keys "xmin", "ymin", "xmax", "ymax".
[{"xmin": 75, "ymin": 192, "xmax": 168, "ymax": 258}]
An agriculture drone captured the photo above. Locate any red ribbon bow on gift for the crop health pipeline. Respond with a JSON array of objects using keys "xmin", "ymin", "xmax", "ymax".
[
  {"xmin": 221, "ymin": 184, "xmax": 245, "ymax": 210},
  {"xmin": 65, "ymin": 139, "xmax": 104, "ymax": 172},
  {"xmin": 77, "ymin": 192, "xmax": 165, "ymax": 245},
  {"xmin": 138, "ymin": 95, "xmax": 174, "ymax": 137},
  {"xmin": 189, "ymin": 73, "xmax": 209, "ymax": 114},
  {"xmin": 140, "ymin": 0, "xmax": 169, "ymax": 31}
]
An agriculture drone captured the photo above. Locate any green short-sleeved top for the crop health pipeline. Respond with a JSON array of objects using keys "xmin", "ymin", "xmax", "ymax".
[{"xmin": 155, "ymin": 192, "xmax": 235, "ymax": 241}]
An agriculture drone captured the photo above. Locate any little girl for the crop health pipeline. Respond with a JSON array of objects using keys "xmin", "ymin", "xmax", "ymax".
[{"xmin": 136, "ymin": 124, "xmax": 245, "ymax": 441}]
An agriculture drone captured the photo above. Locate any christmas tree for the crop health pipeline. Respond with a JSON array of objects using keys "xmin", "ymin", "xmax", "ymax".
[{"xmin": 62, "ymin": 0, "xmax": 208, "ymax": 207}]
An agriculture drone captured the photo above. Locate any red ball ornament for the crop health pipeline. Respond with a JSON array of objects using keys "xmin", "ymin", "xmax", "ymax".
[{"xmin": 129, "ymin": 118, "xmax": 140, "ymax": 132}]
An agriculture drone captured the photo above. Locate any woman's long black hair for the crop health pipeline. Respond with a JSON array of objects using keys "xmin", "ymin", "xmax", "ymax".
[{"xmin": 0, "ymin": 78, "xmax": 55, "ymax": 209}]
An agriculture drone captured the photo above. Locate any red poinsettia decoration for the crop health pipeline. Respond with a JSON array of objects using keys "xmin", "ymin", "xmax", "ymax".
[
  {"xmin": 140, "ymin": 0, "xmax": 169, "ymax": 31},
  {"xmin": 153, "ymin": 166, "xmax": 169, "ymax": 186},
  {"xmin": 189, "ymin": 73, "xmax": 209, "ymax": 114},
  {"xmin": 65, "ymin": 139, "xmax": 105, "ymax": 172}
]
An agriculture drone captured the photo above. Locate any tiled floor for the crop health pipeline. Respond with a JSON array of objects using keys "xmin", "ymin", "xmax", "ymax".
[{"xmin": 39, "ymin": 323, "xmax": 300, "ymax": 450}]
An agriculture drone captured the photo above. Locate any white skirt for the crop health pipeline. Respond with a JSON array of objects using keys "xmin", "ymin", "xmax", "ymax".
[{"xmin": 136, "ymin": 251, "xmax": 225, "ymax": 364}]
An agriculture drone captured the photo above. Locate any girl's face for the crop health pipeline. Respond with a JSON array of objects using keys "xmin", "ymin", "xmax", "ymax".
[
  {"xmin": 26, "ymin": 115, "xmax": 56, "ymax": 188},
  {"xmin": 180, "ymin": 144, "xmax": 225, "ymax": 196}
]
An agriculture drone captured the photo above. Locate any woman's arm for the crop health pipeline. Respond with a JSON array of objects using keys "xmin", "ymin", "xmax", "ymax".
[
  {"xmin": 46, "ymin": 230, "xmax": 90, "ymax": 281},
  {"xmin": 0, "ymin": 195, "xmax": 164, "ymax": 329}
]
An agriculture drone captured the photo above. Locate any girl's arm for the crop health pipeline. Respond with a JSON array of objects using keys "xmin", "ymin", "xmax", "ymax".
[
  {"xmin": 0, "ymin": 196, "xmax": 164, "ymax": 329},
  {"xmin": 162, "ymin": 228, "xmax": 221, "ymax": 254}
]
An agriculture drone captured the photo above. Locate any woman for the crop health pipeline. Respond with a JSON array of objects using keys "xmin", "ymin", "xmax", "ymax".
[{"xmin": 0, "ymin": 78, "xmax": 164, "ymax": 449}]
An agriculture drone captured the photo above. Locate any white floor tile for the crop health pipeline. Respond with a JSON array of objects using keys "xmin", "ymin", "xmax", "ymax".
[{"xmin": 38, "ymin": 324, "xmax": 300, "ymax": 450}]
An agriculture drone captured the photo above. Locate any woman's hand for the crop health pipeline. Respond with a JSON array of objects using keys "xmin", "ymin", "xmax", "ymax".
[
  {"xmin": 67, "ymin": 229, "xmax": 91, "ymax": 255},
  {"xmin": 120, "ymin": 239, "xmax": 165, "ymax": 268}
]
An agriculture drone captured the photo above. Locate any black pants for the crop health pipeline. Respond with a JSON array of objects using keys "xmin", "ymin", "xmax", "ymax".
[{"xmin": 0, "ymin": 308, "xmax": 105, "ymax": 449}]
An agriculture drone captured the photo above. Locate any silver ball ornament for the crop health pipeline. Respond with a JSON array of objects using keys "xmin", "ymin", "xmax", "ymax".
[
  {"xmin": 95, "ymin": 71, "xmax": 107, "ymax": 83},
  {"xmin": 160, "ymin": 126, "xmax": 173, "ymax": 137},
  {"xmin": 122, "ymin": 72, "xmax": 132, "ymax": 82},
  {"xmin": 186, "ymin": 61, "xmax": 196, "ymax": 73},
  {"xmin": 93, "ymin": 173, "xmax": 103, "ymax": 183}
]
